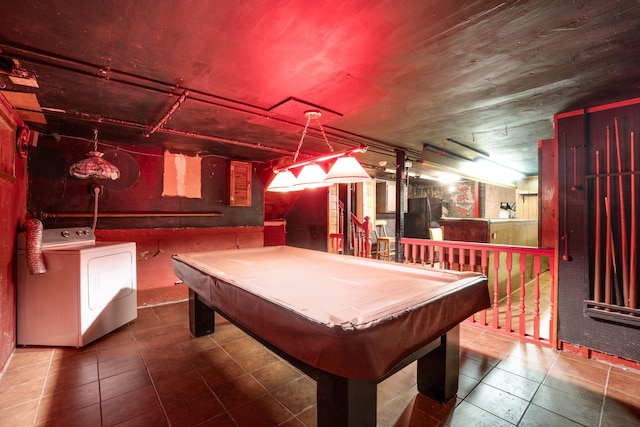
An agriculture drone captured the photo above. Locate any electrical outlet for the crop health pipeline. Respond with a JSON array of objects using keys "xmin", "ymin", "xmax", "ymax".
[{"xmin": 89, "ymin": 184, "xmax": 104, "ymax": 196}]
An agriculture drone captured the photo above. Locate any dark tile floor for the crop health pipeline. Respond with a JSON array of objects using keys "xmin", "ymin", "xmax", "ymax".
[{"xmin": 1, "ymin": 300, "xmax": 639, "ymax": 426}]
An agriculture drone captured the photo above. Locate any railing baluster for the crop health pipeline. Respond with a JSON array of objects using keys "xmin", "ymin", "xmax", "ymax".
[
  {"xmin": 505, "ymin": 252, "xmax": 513, "ymax": 332},
  {"xmin": 533, "ymin": 255, "xmax": 541, "ymax": 340},
  {"xmin": 470, "ymin": 248, "xmax": 477, "ymax": 271},
  {"xmin": 397, "ymin": 237, "xmax": 556, "ymax": 347},
  {"xmin": 519, "ymin": 253, "xmax": 527, "ymax": 338},
  {"xmin": 480, "ymin": 249, "xmax": 489, "ymax": 326},
  {"xmin": 549, "ymin": 254, "xmax": 556, "ymax": 345},
  {"xmin": 492, "ymin": 249, "xmax": 500, "ymax": 329}
]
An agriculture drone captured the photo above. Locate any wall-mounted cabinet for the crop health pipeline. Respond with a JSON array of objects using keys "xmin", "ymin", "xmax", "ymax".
[
  {"xmin": 376, "ymin": 181, "xmax": 407, "ymax": 213},
  {"xmin": 228, "ymin": 161, "xmax": 252, "ymax": 206}
]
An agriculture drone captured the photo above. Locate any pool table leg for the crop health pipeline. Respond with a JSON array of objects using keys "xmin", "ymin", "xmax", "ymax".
[
  {"xmin": 189, "ymin": 289, "xmax": 215, "ymax": 337},
  {"xmin": 316, "ymin": 371, "xmax": 377, "ymax": 427},
  {"xmin": 417, "ymin": 325, "xmax": 460, "ymax": 402}
]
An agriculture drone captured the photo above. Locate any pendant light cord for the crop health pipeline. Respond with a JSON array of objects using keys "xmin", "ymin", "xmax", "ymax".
[
  {"xmin": 293, "ymin": 111, "xmax": 334, "ymax": 162},
  {"xmin": 91, "ymin": 186, "xmax": 100, "ymax": 231},
  {"xmin": 93, "ymin": 129, "xmax": 99, "ymax": 151}
]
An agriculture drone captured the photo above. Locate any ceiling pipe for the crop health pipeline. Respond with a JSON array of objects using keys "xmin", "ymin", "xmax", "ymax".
[
  {"xmin": 43, "ymin": 109, "xmax": 297, "ymax": 156},
  {"xmin": 144, "ymin": 89, "xmax": 189, "ymax": 137},
  {"xmin": 39, "ymin": 212, "xmax": 223, "ymax": 219},
  {"xmin": 0, "ymin": 43, "xmax": 401, "ymax": 157},
  {"xmin": 1, "ymin": 44, "xmax": 524, "ymax": 184},
  {"xmin": 422, "ymin": 143, "xmax": 474, "ymax": 162},
  {"xmin": 445, "ymin": 138, "xmax": 490, "ymax": 158}
]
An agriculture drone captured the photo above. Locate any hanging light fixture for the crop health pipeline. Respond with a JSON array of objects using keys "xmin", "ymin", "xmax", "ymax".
[
  {"xmin": 266, "ymin": 111, "xmax": 370, "ymax": 192},
  {"xmin": 266, "ymin": 170, "xmax": 302, "ymax": 192},
  {"xmin": 324, "ymin": 155, "xmax": 371, "ymax": 183},
  {"xmin": 69, "ymin": 129, "xmax": 120, "ymax": 180},
  {"xmin": 294, "ymin": 163, "xmax": 330, "ymax": 189}
]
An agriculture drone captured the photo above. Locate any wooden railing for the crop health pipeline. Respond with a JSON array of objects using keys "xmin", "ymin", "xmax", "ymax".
[
  {"xmin": 330, "ymin": 201, "xmax": 371, "ymax": 257},
  {"xmin": 350, "ymin": 214, "xmax": 371, "ymax": 258},
  {"xmin": 401, "ymin": 237, "xmax": 557, "ymax": 347}
]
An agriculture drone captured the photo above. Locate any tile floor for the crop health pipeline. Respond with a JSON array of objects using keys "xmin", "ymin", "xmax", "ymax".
[{"xmin": 1, "ymin": 300, "xmax": 639, "ymax": 426}]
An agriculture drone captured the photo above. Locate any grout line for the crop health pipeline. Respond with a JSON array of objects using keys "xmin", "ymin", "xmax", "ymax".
[
  {"xmin": 31, "ymin": 349, "xmax": 55, "ymax": 426},
  {"xmin": 95, "ymin": 344, "xmax": 105, "ymax": 427},
  {"xmin": 598, "ymin": 365, "xmax": 611, "ymax": 427},
  {"xmin": 143, "ymin": 306, "xmax": 182, "ymax": 427},
  {"xmin": 503, "ymin": 337, "xmax": 561, "ymax": 426}
]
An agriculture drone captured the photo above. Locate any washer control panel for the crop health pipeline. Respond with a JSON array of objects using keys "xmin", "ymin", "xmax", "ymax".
[{"xmin": 42, "ymin": 227, "xmax": 96, "ymax": 246}]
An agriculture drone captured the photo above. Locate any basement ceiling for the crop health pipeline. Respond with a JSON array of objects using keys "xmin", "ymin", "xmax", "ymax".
[{"xmin": 2, "ymin": 1, "xmax": 640, "ymax": 186}]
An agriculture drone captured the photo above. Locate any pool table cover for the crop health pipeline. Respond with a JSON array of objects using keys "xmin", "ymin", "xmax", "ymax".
[{"xmin": 172, "ymin": 245, "xmax": 490, "ymax": 380}]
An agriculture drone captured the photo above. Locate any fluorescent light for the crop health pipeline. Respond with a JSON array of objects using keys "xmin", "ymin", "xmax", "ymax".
[
  {"xmin": 470, "ymin": 159, "xmax": 524, "ymax": 184},
  {"xmin": 437, "ymin": 172, "xmax": 461, "ymax": 183}
]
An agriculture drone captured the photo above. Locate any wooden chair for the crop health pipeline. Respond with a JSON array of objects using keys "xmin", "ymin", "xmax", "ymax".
[
  {"xmin": 428, "ymin": 227, "xmax": 442, "ymax": 266},
  {"xmin": 374, "ymin": 220, "xmax": 395, "ymax": 261}
]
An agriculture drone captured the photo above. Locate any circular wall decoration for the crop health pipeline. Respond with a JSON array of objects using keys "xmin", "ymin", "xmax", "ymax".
[
  {"xmin": 101, "ymin": 149, "xmax": 141, "ymax": 191},
  {"xmin": 16, "ymin": 127, "xmax": 29, "ymax": 159}
]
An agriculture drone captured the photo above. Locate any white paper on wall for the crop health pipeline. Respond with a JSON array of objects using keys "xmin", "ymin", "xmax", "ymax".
[{"xmin": 162, "ymin": 151, "xmax": 201, "ymax": 198}]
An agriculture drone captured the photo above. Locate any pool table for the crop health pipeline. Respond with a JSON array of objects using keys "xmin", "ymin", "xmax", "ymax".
[{"xmin": 171, "ymin": 245, "xmax": 489, "ymax": 426}]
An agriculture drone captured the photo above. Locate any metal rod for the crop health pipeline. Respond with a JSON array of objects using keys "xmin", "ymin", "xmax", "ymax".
[
  {"xmin": 562, "ymin": 133, "xmax": 571, "ymax": 261},
  {"xmin": 614, "ymin": 118, "xmax": 629, "ymax": 306},
  {"xmin": 144, "ymin": 89, "xmax": 190, "ymax": 137},
  {"xmin": 40, "ymin": 212, "xmax": 223, "ymax": 219},
  {"xmin": 604, "ymin": 197, "xmax": 617, "ymax": 304},
  {"xmin": 570, "ymin": 146, "xmax": 582, "ymax": 191},
  {"xmin": 273, "ymin": 145, "xmax": 368, "ymax": 173},
  {"xmin": 630, "ymin": 131, "xmax": 637, "ymax": 308},
  {"xmin": 445, "ymin": 138, "xmax": 490, "ymax": 158},
  {"xmin": 422, "ymin": 143, "xmax": 474, "ymax": 162},
  {"xmin": 594, "ymin": 150, "xmax": 602, "ymax": 302},
  {"xmin": 605, "ymin": 127, "xmax": 612, "ymax": 305}
]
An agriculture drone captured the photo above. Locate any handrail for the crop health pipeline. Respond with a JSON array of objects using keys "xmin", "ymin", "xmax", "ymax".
[
  {"xmin": 332, "ymin": 200, "xmax": 371, "ymax": 257},
  {"xmin": 350, "ymin": 214, "xmax": 371, "ymax": 257},
  {"xmin": 401, "ymin": 237, "xmax": 556, "ymax": 347}
]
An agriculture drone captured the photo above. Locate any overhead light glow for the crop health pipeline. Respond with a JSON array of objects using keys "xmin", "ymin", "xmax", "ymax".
[
  {"xmin": 325, "ymin": 156, "xmax": 370, "ymax": 183},
  {"xmin": 266, "ymin": 170, "xmax": 302, "ymax": 192},
  {"xmin": 437, "ymin": 172, "xmax": 461, "ymax": 183},
  {"xmin": 294, "ymin": 164, "xmax": 331, "ymax": 189},
  {"xmin": 267, "ymin": 111, "xmax": 369, "ymax": 191},
  {"xmin": 470, "ymin": 159, "xmax": 524, "ymax": 185}
]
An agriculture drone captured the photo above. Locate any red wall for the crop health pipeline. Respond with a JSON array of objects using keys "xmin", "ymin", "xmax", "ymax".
[
  {"xmin": 0, "ymin": 102, "xmax": 28, "ymax": 371},
  {"xmin": 24, "ymin": 135, "xmax": 270, "ymax": 307},
  {"xmin": 95, "ymin": 227, "xmax": 264, "ymax": 306}
]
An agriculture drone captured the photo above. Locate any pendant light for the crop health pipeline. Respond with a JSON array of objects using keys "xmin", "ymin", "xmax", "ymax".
[
  {"xmin": 69, "ymin": 129, "xmax": 120, "ymax": 180},
  {"xmin": 294, "ymin": 163, "xmax": 331, "ymax": 189},
  {"xmin": 266, "ymin": 170, "xmax": 302, "ymax": 192},
  {"xmin": 324, "ymin": 155, "xmax": 371, "ymax": 183},
  {"xmin": 267, "ymin": 110, "xmax": 370, "ymax": 191}
]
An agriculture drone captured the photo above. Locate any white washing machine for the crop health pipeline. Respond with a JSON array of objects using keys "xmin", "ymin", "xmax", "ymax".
[{"xmin": 17, "ymin": 227, "xmax": 137, "ymax": 347}]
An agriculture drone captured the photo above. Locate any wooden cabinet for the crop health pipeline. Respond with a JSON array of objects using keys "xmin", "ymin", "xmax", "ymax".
[
  {"xmin": 228, "ymin": 161, "xmax": 252, "ymax": 206},
  {"xmin": 439, "ymin": 218, "xmax": 538, "ymax": 246}
]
